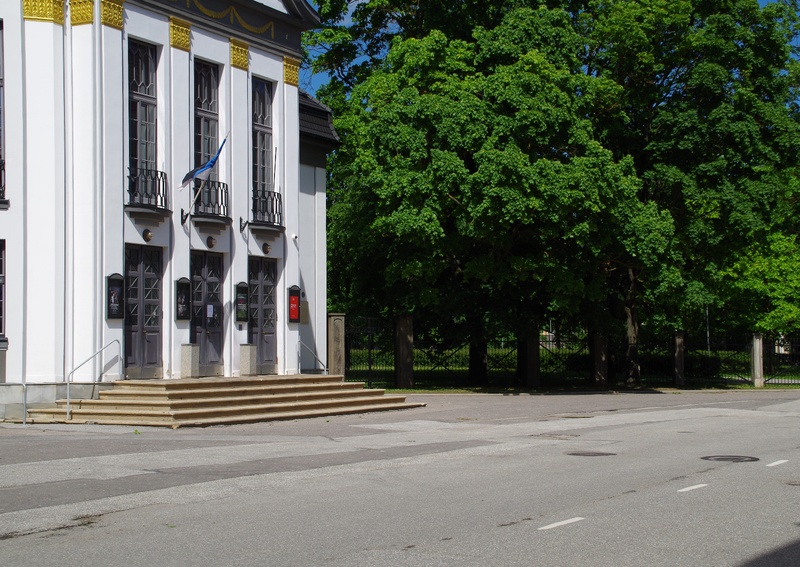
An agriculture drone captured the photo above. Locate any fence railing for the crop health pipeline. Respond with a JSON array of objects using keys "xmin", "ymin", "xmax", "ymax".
[
  {"xmin": 764, "ymin": 336, "xmax": 800, "ymax": 384},
  {"xmin": 252, "ymin": 189, "xmax": 283, "ymax": 226},
  {"xmin": 128, "ymin": 167, "xmax": 169, "ymax": 209},
  {"xmin": 193, "ymin": 180, "xmax": 229, "ymax": 217},
  {"xmin": 343, "ymin": 318, "xmax": 779, "ymax": 389}
]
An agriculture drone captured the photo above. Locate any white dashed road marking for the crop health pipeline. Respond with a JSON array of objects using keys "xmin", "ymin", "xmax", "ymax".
[
  {"xmin": 538, "ymin": 517, "xmax": 585, "ymax": 531},
  {"xmin": 678, "ymin": 484, "xmax": 708, "ymax": 493},
  {"xmin": 766, "ymin": 460, "xmax": 788, "ymax": 467}
]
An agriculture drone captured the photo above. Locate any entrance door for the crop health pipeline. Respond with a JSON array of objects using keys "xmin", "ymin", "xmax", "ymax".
[
  {"xmin": 191, "ymin": 252, "xmax": 224, "ymax": 375},
  {"xmin": 125, "ymin": 245, "xmax": 163, "ymax": 379},
  {"xmin": 248, "ymin": 257, "xmax": 277, "ymax": 374}
]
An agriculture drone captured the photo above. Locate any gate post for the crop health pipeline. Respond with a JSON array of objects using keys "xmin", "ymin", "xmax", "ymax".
[
  {"xmin": 674, "ymin": 332, "xmax": 685, "ymax": 387},
  {"xmin": 752, "ymin": 333, "xmax": 764, "ymax": 388},
  {"xmin": 592, "ymin": 332, "xmax": 608, "ymax": 386},
  {"xmin": 328, "ymin": 314, "xmax": 346, "ymax": 377},
  {"xmin": 395, "ymin": 315, "xmax": 414, "ymax": 388}
]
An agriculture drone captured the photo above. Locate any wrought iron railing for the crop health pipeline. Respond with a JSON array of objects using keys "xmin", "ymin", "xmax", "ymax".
[
  {"xmin": 252, "ymin": 189, "xmax": 283, "ymax": 226},
  {"xmin": 128, "ymin": 167, "xmax": 168, "ymax": 209},
  {"xmin": 193, "ymin": 179, "xmax": 229, "ymax": 217},
  {"xmin": 0, "ymin": 160, "xmax": 5, "ymax": 201}
]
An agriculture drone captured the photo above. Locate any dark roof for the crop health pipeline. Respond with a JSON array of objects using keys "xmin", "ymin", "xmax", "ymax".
[{"xmin": 299, "ymin": 90, "xmax": 340, "ymax": 147}]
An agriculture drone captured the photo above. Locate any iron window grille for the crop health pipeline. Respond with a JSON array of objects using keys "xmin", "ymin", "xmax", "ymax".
[
  {"xmin": 128, "ymin": 40, "xmax": 167, "ymax": 209},
  {"xmin": 193, "ymin": 179, "xmax": 229, "ymax": 217}
]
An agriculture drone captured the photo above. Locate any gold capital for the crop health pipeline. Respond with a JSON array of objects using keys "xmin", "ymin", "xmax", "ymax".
[
  {"xmin": 71, "ymin": 0, "xmax": 94, "ymax": 25},
  {"xmin": 170, "ymin": 17, "xmax": 191, "ymax": 52},
  {"xmin": 230, "ymin": 39, "xmax": 249, "ymax": 71},
  {"xmin": 284, "ymin": 57, "xmax": 300, "ymax": 87},
  {"xmin": 101, "ymin": 0, "xmax": 124, "ymax": 30},
  {"xmin": 23, "ymin": 0, "xmax": 65, "ymax": 24}
]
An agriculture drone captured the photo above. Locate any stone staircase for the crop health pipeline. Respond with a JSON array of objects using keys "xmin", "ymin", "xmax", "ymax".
[{"xmin": 24, "ymin": 375, "xmax": 425, "ymax": 428}]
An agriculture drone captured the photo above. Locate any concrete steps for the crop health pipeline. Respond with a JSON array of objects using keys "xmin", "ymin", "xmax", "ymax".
[{"xmin": 24, "ymin": 375, "xmax": 425, "ymax": 428}]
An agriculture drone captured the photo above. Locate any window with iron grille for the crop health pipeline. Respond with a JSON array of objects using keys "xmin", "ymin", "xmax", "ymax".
[
  {"xmin": 194, "ymin": 60, "xmax": 219, "ymax": 181},
  {"xmin": 252, "ymin": 78, "xmax": 278, "ymax": 224}
]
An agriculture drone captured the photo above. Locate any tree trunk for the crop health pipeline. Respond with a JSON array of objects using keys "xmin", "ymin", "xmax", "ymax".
[
  {"xmin": 517, "ymin": 331, "xmax": 540, "ymax": 388},
  {"xmin": 394, "ymin": 315, "xmax": 414, "ymax": 388},
  {"xmin": 625, "ymin": 268, "xmax": 641, "ymax": 385},
  {"xmin": 469, "ymin": 339, "xmax": 489, "ymax": 386}
]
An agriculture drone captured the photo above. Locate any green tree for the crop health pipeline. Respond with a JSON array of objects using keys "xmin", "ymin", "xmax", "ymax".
[{"xmin": 311, "ymin": 0, "xmax": 800, "ymax": 384}]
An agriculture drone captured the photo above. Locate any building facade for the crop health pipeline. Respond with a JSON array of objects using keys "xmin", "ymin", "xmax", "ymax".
[{"xmin": 0, "ymin": 0, "xmax": 336, "ymax": 399}]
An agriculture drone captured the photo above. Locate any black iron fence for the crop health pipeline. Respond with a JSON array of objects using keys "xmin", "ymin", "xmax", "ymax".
[
  {"xmin": 343, "ymin": 318, "xmax": 785, "ymax": 389},
  {"xmin": 765, "ymin": 335, "xmax": 800, "ymax": 384}
]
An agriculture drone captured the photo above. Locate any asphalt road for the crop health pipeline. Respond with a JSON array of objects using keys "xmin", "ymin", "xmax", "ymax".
[{"xmin": 2, "ymin": 389, "xmax": 800, "ymax": 566}]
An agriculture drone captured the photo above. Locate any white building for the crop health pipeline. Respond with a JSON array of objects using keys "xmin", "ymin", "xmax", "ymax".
[{"xmin": 0, "ymin": 0, "xmax": 337, "ymax": 404}]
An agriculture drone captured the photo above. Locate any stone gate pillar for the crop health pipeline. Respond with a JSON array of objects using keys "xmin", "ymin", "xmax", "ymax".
[
  {"xmin": 328, "ymin": 314, "xmax": 346, "ymax": 376},
  {"xmin": 752, "ymin": 333, "xmax": 764, "ymax": 388}
]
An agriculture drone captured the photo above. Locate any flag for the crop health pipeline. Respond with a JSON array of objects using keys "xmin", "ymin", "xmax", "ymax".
[{"xmin": 180, "ymin": 135, "xmax": 228, "ymax": 188}]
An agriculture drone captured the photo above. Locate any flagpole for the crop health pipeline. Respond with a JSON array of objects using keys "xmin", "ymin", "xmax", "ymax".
[{"xmin": 180, "ymin": 132, "xmax": 230, "ymax": 225}]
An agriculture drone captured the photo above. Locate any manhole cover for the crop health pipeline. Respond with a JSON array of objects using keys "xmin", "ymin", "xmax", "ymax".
[
  {"xmin": 701, "ymin": 455, "xmax": 760, "ymax": 463},
  {"xmin": 566, "ymin": 451, "xmax": 616, "ymax": 457}
]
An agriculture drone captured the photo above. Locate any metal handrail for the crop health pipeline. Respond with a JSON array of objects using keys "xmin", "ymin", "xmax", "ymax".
[
  {"xmin": 66, "ymin": 339, "xmax": 122, "ymax": 420},
  {"xmin": 297, "ymin": 339, "xmax": 328, "ymax": 375}
]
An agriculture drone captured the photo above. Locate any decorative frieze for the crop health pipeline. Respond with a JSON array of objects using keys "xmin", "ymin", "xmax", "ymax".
[
  {"xmin": 101, "ymin": 0, "xmax": 124, "ymax": 30},
  {"xmin": 170, "ymin": 17, "xmax": 191, "ymax": 52},
  {"xmin": 70, "ymin": 0, "xmax": 94, "ymax": 25},
  {"xmin": 230, "ymin": 39, "xmax": 249, "ymax": 71},
  {"xmin": 23, "ymin": 0, "xmax": 65, "ymax": 24},
  {"xmin": 284, "ymin": 57, "xmax": 300, "ymax": 87}
]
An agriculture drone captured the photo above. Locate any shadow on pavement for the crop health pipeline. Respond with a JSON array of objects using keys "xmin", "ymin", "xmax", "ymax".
[{"xmin": 737, "ymin": 538, "xmax": 800, "ymax": 567}]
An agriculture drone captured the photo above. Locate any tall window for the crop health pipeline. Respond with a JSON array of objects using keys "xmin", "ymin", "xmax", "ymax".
[
  {"xmin": 128, "ymin": 40, "xmax": 157, "ymax": 174},
  {"xmin": 194, "ymin": 60, "xmax": 219, "ymax": 181},
  {"xmin": 252, "ymin": 78, "xmax": 273, "ymax": 196},
  {"xmin": 128, "ymin": 40, "xmax": 167, "ymax": 208},
  {"xmin": 252, "ymin": 78, "xmax": 277, "ymax": 223},
  {"xmin": 0, "ymin": 241, "xmax": 5, "ymax": 337}
]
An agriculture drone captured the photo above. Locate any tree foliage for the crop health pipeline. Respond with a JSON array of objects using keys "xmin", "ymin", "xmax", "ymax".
[{"xmin": 308, "ymin": 0, "xmax": 800, "ymax": 380}]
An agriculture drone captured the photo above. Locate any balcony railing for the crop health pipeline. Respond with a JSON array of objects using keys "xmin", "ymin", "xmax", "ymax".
[
  {"xmin": 0, "ymin": 160, "xmax": 5, "ymax": 202},
  {"xmin": 251, "ymin": 189, "xmax": 283, "ymax": 226},
  {"xmin": 128, "ymin": 167, "xmax": 168, "ymax": 209},
  {"xmin": 193, "ymin": 179, "xmax": 229, "ymax": 217}
]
